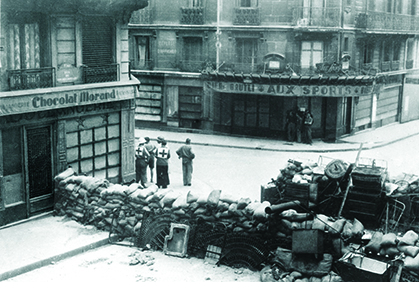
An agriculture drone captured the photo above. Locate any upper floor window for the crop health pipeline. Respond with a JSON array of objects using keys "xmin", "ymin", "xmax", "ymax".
[
  {"xmin": 236, "ymin": 38, "xmax": 258, "ymax": 65},
  {"xmin": 186, "ymin": 0, "xmax": 202, "ymax": 7},
  {"xmin": 183, "ymin": 37, "xmax": 203, "ymax": 63},
  {"xmin": 363, "ymin": 43, "xmax": 374, "ymax": 64},
  {"xmin": 7, "ymin": 16, "xmax": 46, "ymax": 70},
  {"xmin": 238, "ymin": 0, "xmax": 258, "ymax": 7},
  {"xmin": 411, "ymin": 0, "xmax": 417, "ymax": 15},
  {"xmin": 134, "ymin": 36, "xmax": 151, "ymax": 69},
  {"xmin": 301, "ymin": 41, "xmax": 323, "ymax": 69}
]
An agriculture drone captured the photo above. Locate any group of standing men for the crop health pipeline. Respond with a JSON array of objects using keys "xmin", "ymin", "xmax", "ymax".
[
  {"xmin": 286, "ymin": 107, "xmax": 314, "ymax": 145},
  {"xmin": 135, "ymin": 136, "xmax": 195, "ymax": 188}
]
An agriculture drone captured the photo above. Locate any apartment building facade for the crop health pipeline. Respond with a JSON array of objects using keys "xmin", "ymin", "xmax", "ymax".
[
  {"xmin": 0, "ymin": 0, "xmax": 148, "ymax": 226},
  {"xmin": 130, "ymin": 0, "xmax": 419, "ymax": 140}
]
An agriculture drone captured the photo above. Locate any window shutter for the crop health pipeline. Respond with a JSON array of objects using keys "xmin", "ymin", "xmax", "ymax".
[{"xmin": 82, "ymin": 17, "xmax": 113, "ymax": 66}]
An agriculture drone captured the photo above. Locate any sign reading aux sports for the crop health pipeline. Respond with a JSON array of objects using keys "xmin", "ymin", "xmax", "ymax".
[{"xmin": 205, "ymin": 81, "xmax": 373, "ymax": 97}]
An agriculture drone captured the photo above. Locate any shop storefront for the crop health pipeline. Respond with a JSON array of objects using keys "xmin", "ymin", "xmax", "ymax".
[
  {"xmin": 0, "ymin": 81, "xmax": 138, "ymax": 226},
  {"xmin": 203, "ymin": 73, "xmax": 375, "ymax": 141}
]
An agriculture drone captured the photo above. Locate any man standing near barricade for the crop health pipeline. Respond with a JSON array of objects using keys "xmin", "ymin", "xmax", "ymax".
[
  {"xmin": 296, "ymin": 107, "xmax": 304, "ymax": 143},
  {"xmin": 303, "ymin": 109, "xmax": 314, "ymax": 145},
  {"xmin": 156, "ymin": 138, "xmax": 171, "ymax": 188},
  {"xmin": 144, "ymin": 137, "xmax": 156, "ymax": 183},
  {"xmin": 176, "ymin": 138, "xmax": 195, "ymax": 186},
  {"xmin": 285, "ymin": 106, "xmax": 298, "ymax": 142},
  {"xmin": 135, "ymin": 137, "xmax": 150, "ymax": 186}
]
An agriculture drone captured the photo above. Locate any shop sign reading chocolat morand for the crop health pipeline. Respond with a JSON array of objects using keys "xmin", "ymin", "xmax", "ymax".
[
  {"xmin": 0, "ymin": 86, "xmax": 135, "ymax": 116},
  {"xmin": 205, "ymin": 81, "xmax": 373, "ymax": 97}
]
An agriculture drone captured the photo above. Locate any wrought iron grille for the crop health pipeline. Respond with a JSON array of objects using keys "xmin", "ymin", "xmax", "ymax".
[
  {"xmin": 233, "ymin": 7, "xmax": 261, "ymax": 25},
  {"xmin": 180, "ymin": 7, "xmax": 204, "ymax": 25},
  {"xmin": 8, "ymin": 67, "xmax": 55, "ymax": 90},
  {"xmin": 82, "ymin": 64, "xmax": 119, "ymax": 84}
]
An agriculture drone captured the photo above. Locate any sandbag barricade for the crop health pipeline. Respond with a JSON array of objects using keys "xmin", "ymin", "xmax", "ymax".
[{"xmin": 54, "ymin": 168, "xmax": 278, "ymax": 241}]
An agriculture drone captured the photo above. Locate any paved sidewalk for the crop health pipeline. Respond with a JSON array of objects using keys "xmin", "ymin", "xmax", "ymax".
[
  {"xmin": 0, "ymin": 214, "xmax": 109, "ymax": 281},
  {"xmin": 1, "ymin": 119, "xmax": 419, "ymax": 281}
]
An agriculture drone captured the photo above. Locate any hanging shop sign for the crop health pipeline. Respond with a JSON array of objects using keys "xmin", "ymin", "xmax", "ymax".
[
  {"xmin": 0, "ymin": 85, "xmax": 136, "ymax": 116},
  {"xmin": 204, "ymin": 81, "xmax": 373, "ymax": 97}
]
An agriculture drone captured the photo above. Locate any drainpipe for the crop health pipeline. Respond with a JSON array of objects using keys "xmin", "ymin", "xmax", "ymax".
[
  {"xmin": 337, "ymin": 0, "xmax": 344, "ymax": 62},
  {"xmin": 216, "ymin": 0, "xmax": 221, "ymax": 71}
]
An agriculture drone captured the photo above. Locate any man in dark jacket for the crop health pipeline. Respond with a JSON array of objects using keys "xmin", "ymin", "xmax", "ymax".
[
  {"xmin": 144, "ymin": 137, "xmax": 156, "ymax": 183},
  {"xmin": 285, "ymin": 107, "xmax": 298, "ymax": 142},
  {"xmin": 156, "ymin": 139, "xmax": 170, "ymax": 188},
  {"xmin": 303, "ymin": 109, "xmax": 314, "ymax": 145},
  {"xmin": 135, "ymin": 137, "xmax": 150, "ymax": 186},
  {"xmin": 176, "ymin": 138, "xmax": 195, "ymax": 186}
]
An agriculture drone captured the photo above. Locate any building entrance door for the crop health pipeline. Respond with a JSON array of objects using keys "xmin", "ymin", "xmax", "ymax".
[
  {"xmin": 342, "ymin": 97, "xmax": 353, "ymax": 135},
  {"xmin": 26, "ymin": 126, "xmax": 54, "ymax": 215}
]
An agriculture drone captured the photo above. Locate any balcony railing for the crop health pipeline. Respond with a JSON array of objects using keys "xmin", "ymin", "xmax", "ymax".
[
  {"xmin": 130, "ymin": 7, "xmax": 153, "ymax": 24},
  {"xmin": 293, "ymin": 7, "xmax": 340, "ymax": 28},
  {"xmin": 179, "ymin": 60, "xmax": 207, "ymax": 72},
  {"xmin": 233, "ymin": 7, "xmax": 261, "ymax": 25},
  {"xmin": 356, "ymin": 12, "xmax": 419, "ymax": 32},
  {"xmin": 180, "ymin": 7, "xmax": 204, "ymax": 25},
  {"xmin": 8, "ymin": 67, "xmax": 55, "ymax": 91},
  {"xmin": 391, "ymin": 60, "xmax": 400, "ymax": 71},
  {"xmin": 82, "ymin": 64, "xmax": 119, "ymax": 84},
  {"xmin": 379, "ymin": 61, "xmax": 401, "ymax": 72},
  {"xmin": 219, "ymin": 62, "xmax": 264, "ymax": 74}
]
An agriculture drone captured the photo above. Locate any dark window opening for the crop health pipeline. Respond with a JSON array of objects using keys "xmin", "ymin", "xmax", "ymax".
[
  {"xmin": 134, "ymin": 36, "xmax": 151, "ymax": 69},
  {"xmin": 183, "ymin": 37, "xmax": 203, "ymax": 62}
]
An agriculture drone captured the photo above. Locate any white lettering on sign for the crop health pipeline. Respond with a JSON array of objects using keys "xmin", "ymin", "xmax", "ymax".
[
  {"xmin": 205, "ymin": 81, "xmax": 373, "ymax": 97},
  {"xmin": 0, "ymin": 86, "xmax": 135, "ymax": 116}
]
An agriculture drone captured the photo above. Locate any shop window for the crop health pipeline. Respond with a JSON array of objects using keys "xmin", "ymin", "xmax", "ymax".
[
  {"xmin": 2, "ymin": 128, "xmax": 24, "ymax": 206},
  {"xmin": 301, "ymin": 41, "xmax": 323, "ymax": 69},
  {"xmin": 66, "ymin": 113, "xmax": 121, "ymax": 178},
  {"xmin": 235, "ymin": 38, "xmax": 259, "ymax": 72},
  {"xmin": 134, "ymin": 36, "xmax": 151, "ymax": 69}
]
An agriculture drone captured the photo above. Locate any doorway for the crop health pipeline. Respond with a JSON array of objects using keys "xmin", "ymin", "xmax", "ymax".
[
  {"xmin": 26, "ymin": 126, "xmax": 54, "ymax": 215},
  {"xmin": 342, "ymin": 97, "xmax": 353, "ymax": 135}
]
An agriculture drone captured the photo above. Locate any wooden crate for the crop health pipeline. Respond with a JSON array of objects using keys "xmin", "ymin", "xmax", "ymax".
[{"xmin": 283, "ymin": 182, "xmax": 317, "ymax": 206}]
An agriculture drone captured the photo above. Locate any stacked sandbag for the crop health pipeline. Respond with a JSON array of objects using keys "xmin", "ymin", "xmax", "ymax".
[
  {"xmin": 363, "ymin": 230, "xmax": 419, "ymax": 260},
  {"xmin": 54, "ymin": 171, "xmax": 277, "ymax": 238},
  {"xmin": 261, "ymin": 247, "xmax": 343, "ymax": 282},
  {"xmin": 279, "ymin": 160, "xmax": 318, "ymax": 184}
]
